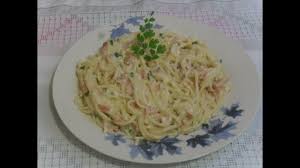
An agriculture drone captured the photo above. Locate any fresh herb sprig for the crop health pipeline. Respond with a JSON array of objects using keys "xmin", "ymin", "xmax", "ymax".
[
  {"xmin": 130, "ymin": 12, "xmax": 166, "ymax": 61},
  {"xmin": 114, "ymin": 52, "xmax": 122, "ymax": 58}
]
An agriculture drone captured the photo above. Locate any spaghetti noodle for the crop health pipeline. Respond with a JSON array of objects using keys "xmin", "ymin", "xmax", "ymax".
[{"xmin": 75, "ymin": 31, "xmax": 230, "ymax": 141}]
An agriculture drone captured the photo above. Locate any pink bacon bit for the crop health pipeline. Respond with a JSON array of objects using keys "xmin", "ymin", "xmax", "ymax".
[
  {"xmin": 149, "ymin": 82, "xmax": 160, "ymax": 93},
  {"xmin": 211, "ymin": 77, "xmax": 229, "ymax": 95},
  {"xmin": 118, "ymin": 77, "xmax": 133, "ymax": 96},
  {"xmin": 126, "ymin": 82, "xmax": 134, "ymax": 96},
  {"xmin": 98, "ymin": 104, "xmax": 110, "ymax": 113},
  {"xmin": 206, "ymin": 86, "xmax": 218, "ymax": 97},
  {"xmin": 145, "ymin": 107, "xmax": 158, "ymax": 114},
  {"xmin": 99, "ymin": 41, "xmax": 108, "ymax": 55},
  {"xmin": 79, "ymin": 82, "xmax": 88, "ymax": 94},
  {"xmin": 124, "ymin": 51, "xmax": 135, "ymax": 65},
  {"xmin": 99, "ymin": 41, "xmax": 111, "ymax": 63},
  {"xmin": 140, "ymin": 69, "xmax": 146, "ymax": 79},
  {"xmin": 198, "ymin": 68, "xmax": 209, "ymax": 80},
  {"xmin": 112, "ymin": 127, "xmax": 120, "ymax": 132},
  {"xmin": 131, "ymin": 101, "xmax": 141, "ymax": 110},
  {"xmin": 186, "ymin": 112, "xmax": 193, "ymax": 119}
]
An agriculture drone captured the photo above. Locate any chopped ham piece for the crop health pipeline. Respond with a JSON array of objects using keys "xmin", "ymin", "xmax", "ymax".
[{"xmin": 98, "ymin": 104, "xmax": 110, "ymax": 113}]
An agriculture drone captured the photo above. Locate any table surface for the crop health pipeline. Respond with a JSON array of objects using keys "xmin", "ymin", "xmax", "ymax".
[{"xmin": 38, "ymin": 0, "xmax": 262, "ymax": 167}]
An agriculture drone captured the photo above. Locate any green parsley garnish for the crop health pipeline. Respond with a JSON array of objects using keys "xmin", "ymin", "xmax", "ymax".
[
  {"xmin": 130, "ymin": 72, "xmax": 134, "ymax": 77},
  {"xmin": 130, "ymin": 12, "xmax": 166, "ymax": 61},
  {"xmin": 114, "ymin": 52, "xmax": 122, "ymax": 58}
]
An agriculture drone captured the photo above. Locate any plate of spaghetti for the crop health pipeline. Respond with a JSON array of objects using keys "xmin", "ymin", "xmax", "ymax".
[{"xmin": 52, "ymin": 13, "xmax": 260, "ymax": 164}]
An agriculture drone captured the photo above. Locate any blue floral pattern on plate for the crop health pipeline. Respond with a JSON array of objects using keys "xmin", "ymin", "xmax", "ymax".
[
  {"xmin": 129, "ymin": 137, "xmax": 181, "ymax": 160},
  {"xmin": 105, "ymin": 133, "xmax": 126, "ymax": 145},
  {"xmin": 205, "ymin": 119, "xmax": 237, "ymax": 141},
  {"xmin": 110, "ymin": 23, "xmax": 130, "ymax": 39},
  {"xmin": 222, "ymin": 103, "xmax": 243, "ymax": 118},
  {"xmin": 187, "ymin": 134, "xmax": 212, "ymax": 148},
  {"xmin": 186, "ymin": 103, "xmax": 242, "ymax": 148},
  {"xmin": 186, "ymin": 120, "xmax": 237, "ymax": 148},
  {"xmin": 125, "ymin": 16, "xmax": 144, "ymax": 26},
  {"xmin": 153, "ymin": 24, "xmax": 163, "ymax": 29},
  {"xmin": 110, "ymin": 16, "xmax": 163, "ymax": 40}
]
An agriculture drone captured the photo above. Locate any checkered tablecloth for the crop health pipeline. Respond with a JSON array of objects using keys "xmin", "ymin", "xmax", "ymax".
[{"xmin": 38, "ymin": 0, "xmax": 262, "ymax": 167}]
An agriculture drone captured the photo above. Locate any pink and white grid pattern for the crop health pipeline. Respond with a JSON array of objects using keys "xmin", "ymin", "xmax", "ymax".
[
  {"xmin": 38, "ymin": 131, "xmax": 262, "ymax": 168},
  {"xmin": 38, "ymin": 10, "xmax": 262, "ymax": 47}
]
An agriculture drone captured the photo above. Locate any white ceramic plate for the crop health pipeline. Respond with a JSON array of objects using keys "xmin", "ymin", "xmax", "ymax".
[{"xmin": 52, "ymin": 15, "xmax": 260, "ymax": 164}]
